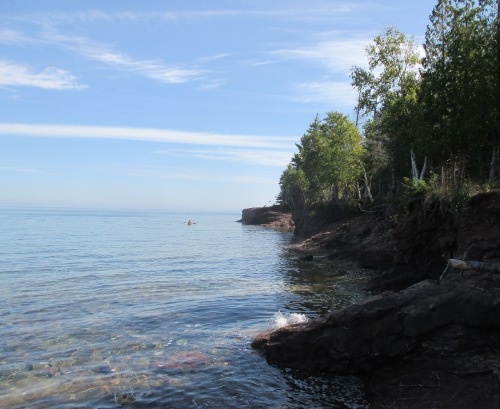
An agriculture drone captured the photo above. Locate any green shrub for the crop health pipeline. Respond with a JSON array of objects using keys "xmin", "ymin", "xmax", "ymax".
[{"xmin": 402, "ymin": 177, "xmax": 430, "ymax": 198}]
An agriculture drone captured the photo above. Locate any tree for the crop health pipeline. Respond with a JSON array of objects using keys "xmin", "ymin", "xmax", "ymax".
[
  {"xmin": 351, "ymin": 27, "xmax": 421, "ymax": 121},
  {"xmin": 421, "ymin": 0, "xmax": 498, "ymax": 188},
  {"xmin": 278, "ymin": 113, "xmax": 364, "ymax": 208},
  {"xmin": 350, "ymin": 27, "xmax": 423, "ymax": 197},
  {"xmin": 277, "ymin": 164, "xmax": 307, "ymax": 209},
  {"xmin": 318, "ymin": 112, "xmax": 364, "ymax": 205}
]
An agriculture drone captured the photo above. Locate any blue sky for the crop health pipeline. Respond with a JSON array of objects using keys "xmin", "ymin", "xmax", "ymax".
[{"xmin": 0, "ymin": 0, "xmax": 436, "ymax": 211}]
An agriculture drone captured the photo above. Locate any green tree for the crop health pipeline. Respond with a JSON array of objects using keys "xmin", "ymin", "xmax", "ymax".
[
  {"xmin": 351, "ymin": 27, "xmax": 421, "ymax": 121},
  {"xmin": 317, "ymin": 112, "xmax": 364, "ymax": 205},
  {"xmin": 421, "ymin": 0, "xmax": 498, "ymax": 188},
  {"xmin": 351, "ymin": 27, "xmax": 423, "ymax": 197},
  {"xmin": 277, "ymin": 164, "xmax": 307, "ymax": 209},
  {"xmin": 278, "ymin": 113, "xmax": 364, "ymax": 208}
]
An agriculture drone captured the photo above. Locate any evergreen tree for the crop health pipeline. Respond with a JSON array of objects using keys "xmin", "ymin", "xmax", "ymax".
[{"xmin": 421, "ymin": 0, "xmax": 498, "ymax": 188}]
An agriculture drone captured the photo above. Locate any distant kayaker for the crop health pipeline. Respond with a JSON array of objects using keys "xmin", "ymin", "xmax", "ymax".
[{"xmin": 186, "ymin": 219, "xmax": 195, "ymax": 225}]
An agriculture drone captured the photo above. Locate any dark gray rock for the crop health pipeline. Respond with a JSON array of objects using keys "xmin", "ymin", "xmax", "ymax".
[
  {"xmin": 253, "ymin": 193, "xmax": 500, "ymax": 408},
  {"xmin": 253, "ymin": 273, "xmax": 500, "ymax": 372}
]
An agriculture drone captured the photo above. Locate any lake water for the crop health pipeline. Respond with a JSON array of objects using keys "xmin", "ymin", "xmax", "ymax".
[{"xmin": 0, "ymin": 209, "xmax": 370, "ymax": 408}]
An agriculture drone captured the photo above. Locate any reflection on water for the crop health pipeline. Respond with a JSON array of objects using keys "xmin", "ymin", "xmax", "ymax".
[
  {"xmin": 0, "ymin": 209, "xmax": 370, "ymax": 408},
  {"xmin": 279, "ymin": 256, "xmax": 375, "ymax": 317}
]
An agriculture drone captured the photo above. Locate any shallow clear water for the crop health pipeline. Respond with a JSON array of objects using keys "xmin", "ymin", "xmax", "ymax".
[{"xmin": 0, "ymin": 209, "xmax": 370, "ymax": 408}]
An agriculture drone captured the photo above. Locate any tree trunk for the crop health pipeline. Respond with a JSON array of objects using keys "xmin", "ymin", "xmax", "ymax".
[
  {"xmin": 331, "ymin": 184, "xmax": 340, "ymax": 205},
  {"xmin": 441, "ymin": 164, "xmax": 447, "ymax": 193},
  {"xmin": 419, "ymin": 156, "xmax": 428, "ymax": 180},
  {"xmin": 356, "ymin": 181, "xmax": 362, "ymax": 200},
  {"xmin": 391, "ymin": 169, "xmax": 396, "ymax": 196},
  {"xmin": 363, "ymin": 169, "xmax": 374, "ymax": 202},
  {"xmin": 342, "ymin": 184, "xmax": 350, "ymax": 205},
  {"xmin": 490, "ymin": 144, "xmax": 499, "ymax": 184},
  {"xmin": 495, "ymin": 0, "xmax": 500, "ymax": 185},
  {"xmin": 450, "ymin": 156, "xmax": 456, "ymax": 190},
  {"xmin": 458, "ymin": 152, "xmax": 467, "ymax": 188},
  {"xmin": 410, "ymin": 148, "xmax": 419, "ymax": 180},
  {"xmin": 355, "ymin": 91, "xmax": 361, "ymax": 127}
]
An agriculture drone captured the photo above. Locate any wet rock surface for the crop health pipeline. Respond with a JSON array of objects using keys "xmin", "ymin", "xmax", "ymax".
[
  {"xmin": 252, "ymin": 192, "xmax": 500, "ymax": 408},
  {"xmin": 253, "ymin": 272, "xmax": 500, "ymax": 408}
]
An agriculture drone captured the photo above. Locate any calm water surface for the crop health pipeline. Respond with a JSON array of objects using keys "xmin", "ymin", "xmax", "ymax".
[{"xmin": 0, "ymin": 209, "xmax": 370, "ymax": 408}]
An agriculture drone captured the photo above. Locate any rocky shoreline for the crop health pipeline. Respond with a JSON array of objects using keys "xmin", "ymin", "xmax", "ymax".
[
  {"xmin": 239, "ymin": 205, "xmax": 294, "ymax": 231},
  {"xmin": 246, "ymin": 192, "xmax": 500, "ymax": 408}
]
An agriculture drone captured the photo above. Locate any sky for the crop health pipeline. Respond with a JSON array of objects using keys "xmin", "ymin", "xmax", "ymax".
[{"xmin": 0, "ymin": 0, "xmax": 437, "ymax": 212}]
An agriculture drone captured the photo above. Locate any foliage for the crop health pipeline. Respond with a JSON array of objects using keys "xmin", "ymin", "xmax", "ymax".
[
  {"xmin": 421, "ymin": 0, "xmax": 499, "ymax": 188},
  {"xmin": 277, "ymin": 164, "xmax": 307, "ymax": 209},
  {"xmin": 402, "ymin": 177, "xmax": 430, "ymax": 198},
  {"xmin": 350, "ymin": 27, "xmax": 424, "ymax": 198},
  {"xmin": 277, "ymin": 113, "xmax": 364, "ymax": 209},
  {"xmin": 278, "ymin": 1, "xmax": 499, "ymax": 211}
]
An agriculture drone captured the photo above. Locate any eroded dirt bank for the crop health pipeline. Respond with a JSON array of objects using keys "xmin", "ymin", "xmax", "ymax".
[{"xmin": 251, "ymin": 192, "xmax": 500, "ymax": 409}]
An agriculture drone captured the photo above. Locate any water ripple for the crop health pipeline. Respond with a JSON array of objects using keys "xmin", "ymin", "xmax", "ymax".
[{"xmin": 0, "ymin": 209, "xmax": 369, "ymax": 408}]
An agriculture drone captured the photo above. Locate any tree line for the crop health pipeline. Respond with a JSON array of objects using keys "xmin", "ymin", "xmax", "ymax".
[{"xmin": 278, "ymin": 0, "xmax": 499, "ymax": 210}]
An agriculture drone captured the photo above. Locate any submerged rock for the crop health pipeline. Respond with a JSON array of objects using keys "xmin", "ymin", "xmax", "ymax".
[
  {"xmin": 92, "ymin": 364, "xmax": 113, "ymax": 374},
  {"xmin": 152, "ymin": 351, "xmax": 210, "ymax": 372},
  {"xmin": 115, "ymin": 392, "xmax": 135, "ymax": 406}
]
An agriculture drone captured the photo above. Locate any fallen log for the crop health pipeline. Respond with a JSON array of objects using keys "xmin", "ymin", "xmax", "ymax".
[{"xmin": 440, "ymin": 258, "xmax": 500, "ymax": 281}]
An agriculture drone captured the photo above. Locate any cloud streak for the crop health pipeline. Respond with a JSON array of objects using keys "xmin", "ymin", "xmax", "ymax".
[
  {"xmin": 136, "ymin": 166, "xmax": 279, "ymax": 185},
  {"xmin": 0, "ymin": 27, "xmax": 205, "ymax": 85},
  {"xmin": 0, "ymin": 165, "xmax": 44, "ymax": 174},
  {"xmin": 0, "ymin": 123, "xmax": 295, "ymax": 150},
  {"xmin": 0, "ymin": 60, "xmax": 87, "ymax": 90},
  {"xmin": 294, "ymin": 81, "xmax": 357, "ymax": 107},
  {"xmin": 0, "ymin": 28, "xmax": 34, "ymax": 44},
  {"xmin": 6, "ymin": 5, "xmax": 359, "ymax": 26},
  {"xmin": 43, "ymin": 31, "xmax": 204, "ymax": 84},
  {"xmin": 273, "ymin": 38, "xmax": 370, "ymax": 73},
  {"xmin": 157, "ymin": 147, "xmax": 293, "ymax": 167}
]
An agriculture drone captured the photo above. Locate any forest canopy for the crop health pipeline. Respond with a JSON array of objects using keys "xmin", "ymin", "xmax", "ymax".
[{"xmin": 278, "ymin": 0, "xmax": 499, "ymax": 210}]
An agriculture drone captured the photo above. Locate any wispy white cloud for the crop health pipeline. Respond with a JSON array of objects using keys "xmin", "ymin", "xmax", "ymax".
[
  {"xmin": 43, "ymin": 31, "xmax": 204, "ymax": 84},
  {"xmin": 199, "ymin": 78, "xmax": 228, "ymax": 90},
  {"xmin": 112, "ymin": 164, "xmax": 278, "ymax": 185},
  {"xmin": 271, "ymin": 36, "xmax": 370, "ymax": 107},
  {"xmin": 192, "ymin": 148, "xmax": 292, "ymax": 167},
  {"xmin": 0, "ymin": 28, "xmax": 33, "ymax": 44},
  {"xmin": 252, "ymin": 60, "xmax": 278, "ymax": 67},
  {"xmin": 273, "ymin": 38, "xmax": 370, "ymax": 73},
  {"xmin": 6, "ymin": 5, "xmax": 357, "ymax": 26},
  {"xmin": 0, "ymin": 165, "xmax": 44, "ymax": 174},
  {"xmin": 0, "ymin": 25, "xmax": 205, "ymax": 85},
  {"xmin": 0, "ymin": 123, "xmax": 295, "ymax": 150},
  {"xmin": 294, "ymin": 81, "xmax": 357, "ymax": 107},
  {"xmin": 9, "ymin": 9, "xmax": 243, "ymax": 26},
  {"xmin": 0, "ymin": 60, "xmax": 87, "ymax": 90},
  {"xmin": 89, "ymin": 49, "xmax": 202, "ymax": 84},
  {"xmin": 158, "ymin": 168, "xmax": 278, "ymax": 185},
  {"xmin": 157, "ymin": 147, "xmax": 293, "ymax": 167},
  {"xmin": 197, "ymin": 53, "xmax": 230, "ymax": 63}
]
